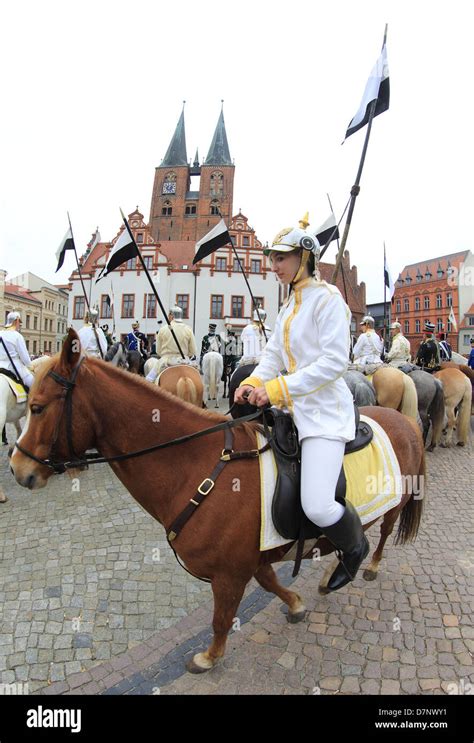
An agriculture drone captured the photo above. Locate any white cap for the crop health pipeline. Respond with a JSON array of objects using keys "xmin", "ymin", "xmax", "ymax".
[
  {"xmin": 5, "ymin": 311, "xmax": 21, "ymax": 327},
  {"xmin": 360, "ymin": 315, "xmax": 375, "ymax": 325},
  {"xmin": 389, "ymin": 321, "xmax": 402, "ymax": 330}
]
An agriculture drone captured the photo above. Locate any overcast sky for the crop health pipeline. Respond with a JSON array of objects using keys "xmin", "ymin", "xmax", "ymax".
[{"xmin": 1, "ymin": 0, "xmax": 472, "ymax": 303}]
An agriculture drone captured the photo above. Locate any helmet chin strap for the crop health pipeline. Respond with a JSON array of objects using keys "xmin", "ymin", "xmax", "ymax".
[{"xmin": 291, "ymin": 249, "xmax": 311, "ymax": 285}]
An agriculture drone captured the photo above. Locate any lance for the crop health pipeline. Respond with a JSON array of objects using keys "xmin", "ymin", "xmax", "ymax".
[
  {"xmin": 120, "ymin": 209, "xmax": 186, "ymax": 359},
  {"xmin": 332, "ymin": 24, "xmax": 388, "ymax": 284},
  {"xmin": 68, "ymin": 213, "xmax": 104, "ymax": 359}
]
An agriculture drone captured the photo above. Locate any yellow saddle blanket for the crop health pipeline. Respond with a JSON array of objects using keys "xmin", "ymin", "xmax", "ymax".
[
  {"xmin": 257, "ymin": 414, "xmax": 403, "ymax": 551},
  {"xmin": 2, "ymin": 376, "xmax": 28, "ymax": 403}
]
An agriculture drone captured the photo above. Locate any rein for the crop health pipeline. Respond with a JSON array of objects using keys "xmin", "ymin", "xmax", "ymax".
[{"xmin": 14, "ymin": 359, "xmax": 266, "ymax": 473}]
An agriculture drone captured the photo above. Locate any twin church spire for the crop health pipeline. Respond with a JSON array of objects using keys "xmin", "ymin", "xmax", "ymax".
[{"xmin": 160, "ymin": 104, "xmax": 232, "ymax": 168}]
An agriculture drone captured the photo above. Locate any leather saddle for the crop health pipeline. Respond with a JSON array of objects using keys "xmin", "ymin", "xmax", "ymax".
[{"xmin": 264, "ymin": 405, "xmax": 373, "ymax": 542}]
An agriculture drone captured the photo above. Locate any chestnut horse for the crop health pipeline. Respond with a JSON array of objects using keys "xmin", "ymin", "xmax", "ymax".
[
  {"xmin": 372, "ymin": 366, "xmax": 419, "ymax": 421},
  {"xmin": 434, "ymin": 368, "xmax": 472, "ymax": 446},
  {"xmin": 10, "ymin": 331, "xmax": 425, "ymax": 674}
]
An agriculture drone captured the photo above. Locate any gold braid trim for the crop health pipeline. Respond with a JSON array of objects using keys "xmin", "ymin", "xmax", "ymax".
[{"xmin": 240, "ymin": 375, "xmax": 264, "ymax": 389}]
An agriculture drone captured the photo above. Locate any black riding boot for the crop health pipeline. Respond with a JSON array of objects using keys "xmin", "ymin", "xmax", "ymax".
[{"xmin": 323, "ymin": 502, "xmax": 369, "ymax": 591}]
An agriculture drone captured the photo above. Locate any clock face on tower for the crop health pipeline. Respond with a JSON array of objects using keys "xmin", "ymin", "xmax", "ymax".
[{"xmin": 162, "ymin": 181, "xmax": 176, "ymax": 194}]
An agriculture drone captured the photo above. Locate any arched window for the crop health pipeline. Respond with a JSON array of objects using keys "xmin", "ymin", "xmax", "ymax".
[
  {"xmin": 162, "ymin": 200, "xmax": 172, "ymax": 216},
  {"xmin": 436, "ymin": 293, "xmax": 442, "ymax": 309},
  {"xmin": 210, "ymin": 171, "xmax": 224, "ymax": 196},
  {"xmin": 210, "ymin": 200, "xmax": 220, "ymax": 215},
  {"xmin": 415, "ymin": 296, "xmax": 420, "ymax": 311}
]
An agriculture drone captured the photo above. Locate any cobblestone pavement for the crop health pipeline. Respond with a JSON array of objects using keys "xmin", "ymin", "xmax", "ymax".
[{"xmin": 0, "ymin": 404, "xmax": 472, "ymax": 696}]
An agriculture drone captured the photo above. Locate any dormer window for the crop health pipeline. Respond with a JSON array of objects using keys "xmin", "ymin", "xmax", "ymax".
[{"xmin": 425, "ymin": 268, "xmax": 432, "ymax": 279}]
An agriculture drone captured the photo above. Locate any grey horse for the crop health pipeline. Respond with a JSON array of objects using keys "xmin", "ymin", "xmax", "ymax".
[
  {"xmin": 343, "ymin": 370, "xmax": 376, "ymax": 406},
  {"xmin": 105, "ymin": 342, "xmax": 128, "ymax": 368},
  {"xmin": 407, "ymin": 369, "xmax": 446, "ymax": 450}
]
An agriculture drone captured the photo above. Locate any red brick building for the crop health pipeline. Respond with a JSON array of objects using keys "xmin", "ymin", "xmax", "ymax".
[{"xmin": 392, "ymin": 251, "xmax": 470, "ymax": 353}]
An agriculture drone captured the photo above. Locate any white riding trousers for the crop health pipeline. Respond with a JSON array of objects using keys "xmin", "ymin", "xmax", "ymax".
[{"xmin": 300, "ymin": 437, "xmax": 346, "ymax": 528}]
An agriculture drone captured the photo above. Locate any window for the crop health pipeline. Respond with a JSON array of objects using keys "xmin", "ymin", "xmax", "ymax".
[
  {"xmin": 211, "ymin": 295, "xmax": 223, "ymax": 319},
  {"xmin": 405, "ymin": 275, "xmax": 412, "ymax": 284},
  {"xmin": 404, "ymin": 320, "xmax": 409, "ymax": 334},
  {"xmin": 233, "ymin": 256, "xmax": 243, "ymax": 272},
  {"xmin": 464, "ymin": 334, "xmax": 471, "ymax": 344},
  {"xmin": 34, "ymin": 316, "xmax": 38, "ymax": 330},
  {"xmin": 25, "ymin": 340, "xmax": 29, "ymax": 351},
  {"xmin": 137, "ymin": 233, "xmax": 143, "ymax": 244},
  {"xmin": 33, "ymin": 340, "xmax": 37, "ymax": 354},
  {"xmin": 210, "ymin": 171, "xmax": 223, "ymax": 196},
  {"xmin": 415, "ymin": 297, "xmax": 420, "ymax": 311},
  {"xmin": 447, "ymin": 320, "xmax": 452, "ymax": 332},
  {"xmin": 437, "ymin": 267, "xmax": 443, "ymax": 278},
  {"xmin": 176, "ymin": 294, "xmax": 189, "ymax": 318},
  {"xmin": 185, "ymin": 204, "xmax": 197, "ymax": 215},
  {"xmin": 250, "ymin": 259, "xmax": 261, "ymax": 273},
  {"xmin": 436, "ymin": 293, "xmax": 442, "ymax": 309},
  {"xmin": 44, "ymin": 318, "xmax": 48, "ymax": 331},
  {"xmin": 469, "ymin": 317, "xmax": 474, "ymax": 326},
  {"xmin": 415, "ymin": 320, "xmax": 420, "ymax": 333},
  {"xmin": 57, "ymin": 342, "xmax": 60, "ymax": 352},
  {"xmin": 143, "ymin": 255, "xmax": 153, "ymax": 270},
  {"xmin": 404, "ymin": 298, "xmax": 409, "ymax": 312},
  {"xmin": 446, "ymin": 292, "xmax": 452, "ymax": 307},
  {"xmin": 210, "ymin": 200, "xmax": 220, "ymax": 215},
  {"xmin": 243, "ymin": 236, "xmax": 250, "ymax": 247},
  {"xmin": 437, "ymin": 318, "xmax": 444, "ymax": 332},
  {"xmin": 396, "ymin": 300, "xmax": 401, "ymax": 313},
  {"xmin": 145, "ymin": 294, "xmax": 157, "ymax": 318},
  {"xmin": 100, "ymin": 295, "xmax": 112, "ymax": 318},
  {"xmin": 425, "ymin": 270, "xmax": 432, "ymax": 279},
  {"xmin": 74, "ymin": 297, "xmax": 85, "ymax": 319},
  {"xmin": 231, "ymin": 296, "xmax": 244, "ymax": 318},
  {"xmin": 162, "ymin": 201, "xmax": 172, "ymax": 216},
  {"xmin": 216, "ymin": 257, "xmax": 227, "ymax": 271},
  {"xmin": 126, "ymin": 257, "xmax": 136, "ymax": 270},
  {"xmin": 26, "ymin": 315, "xmax": 30, "ymax": 328},
  {"xmin": 424, "ymin": 296, "xmax": 430, "ymax": 310},
  {"xmin": 122, "ymin": 294, "xmax": 135, "ymax": 318},
  {"xmin": 416, "ymin": 271, "xmax": 423, "ymax": 282}
]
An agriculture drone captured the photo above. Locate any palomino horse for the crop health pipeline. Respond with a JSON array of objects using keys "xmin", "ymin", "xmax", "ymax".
[
  {"xmin": 0, "ymin": 374, "xmax": 26, "ymax": 502},
  {"xmin": 440, "ymin": 361, "xmax": 474, "ymax": 414},
  {"xmin": 144, "ymin": 358, "xmax": 204, "ymax": 408},
  {"xmin": 11, "ymin": 331, "xmax": 425, "ymax": 674},
  {"xmin": 406, "ymin": 370, "xmax": 446, "ymax": 450},
  {"xmin": 372, "ymin": 367, "xmax": 419, "ymax": 422},
  {"xmin": 201, "ymin": 351, "xmax": 224, "ymax": 408},
  {"xmin": 434, "ymin": 368, "xmax": 472, "ymax": 447}
]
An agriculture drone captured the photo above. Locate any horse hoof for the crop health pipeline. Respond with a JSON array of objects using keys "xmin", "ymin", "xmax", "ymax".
[
  {"xmin": 186, "ymin": 653, "xmax": 214, "ymax": 674},
  {"xmin": 456, "ymin": 442, "xmax": 465, "ymax": 447},
  {"xmin": 363, "ymin": 568, "xmax": 377, "ymax": 581},
  {"xmin": 287, "ymin": 608, "xmax": 307, "ymax": 624},
  {"xmin": 318, "ymin": 584, "xmax": 330, "ymax": 595}
]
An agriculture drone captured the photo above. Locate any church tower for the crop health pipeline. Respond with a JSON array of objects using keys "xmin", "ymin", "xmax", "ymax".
[{"xmin": 149, "ymin": 104, "xmax": 235, "ymax": 243}]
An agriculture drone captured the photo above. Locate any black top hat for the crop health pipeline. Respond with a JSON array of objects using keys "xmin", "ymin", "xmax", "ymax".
[{"xmin": 209, "ymin": 323, "xmax": 217, "ymax": 330}]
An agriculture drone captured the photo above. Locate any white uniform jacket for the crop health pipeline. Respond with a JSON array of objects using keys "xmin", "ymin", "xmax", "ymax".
[
  {"xmin": 0, "ymin": 328, "xmax": 33, "ymax": 384},
  {"xmin": 241, "ymin": 277, "xmax": 355, "ymax": 442},
  {"xmin": 352, "ymin": 330, "xmax": 383, "ymax": 365},
  {"xmin": 385, "ymin": 333, "xmax": 411, "ymax": 366},
  {"xmin": 77, "ymin": 325, "xmax": 108, "ymax": 358},
  {"xmin": 240, "ymin": 323, "xmax": 267, "ymax": 364}
]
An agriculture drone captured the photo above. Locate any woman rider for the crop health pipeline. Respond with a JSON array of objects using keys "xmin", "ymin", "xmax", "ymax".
[{"xmin": 234, "ymin": 216, "xmax": 369, "ymax": 591}]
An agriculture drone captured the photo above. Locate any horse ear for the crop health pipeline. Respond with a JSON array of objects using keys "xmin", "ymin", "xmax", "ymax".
[{"xmin": 59, "ymin": 328, "xmax": 82, "ymax": 370}]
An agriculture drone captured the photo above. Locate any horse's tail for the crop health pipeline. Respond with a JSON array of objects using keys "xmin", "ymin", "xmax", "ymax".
[
  {"xmin": 400, "ymin": 374, "xmax": 418, "ymax": 420},
  {"xmin": 209, "ymin": 354, "xmax": 217, "ymax": 400},
  {"xmin": 429, "ymin": 378, "xmax": 446, "ymax": 447},
  {"xmin": 456, "ymin": 377, "xmax": 472, "ymax": 445},
  {"xmin": 177, "ymin": 377, "xmax": 197, "ymax": 405},
  {"xmin": 395, "ymin": 437, "xmax": 425, "ymax": 545}
]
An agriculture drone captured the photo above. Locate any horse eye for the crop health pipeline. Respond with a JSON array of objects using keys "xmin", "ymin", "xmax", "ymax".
[{"xmin": 31, "ymin": 404, "xmax": 45, "ymax": 415}]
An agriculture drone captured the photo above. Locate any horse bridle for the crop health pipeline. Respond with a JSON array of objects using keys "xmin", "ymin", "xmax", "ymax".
[
  {"xmin": 14, "ymin": 358, "xmax": 266, "ymax": 475},
  {"xmin": 15, "ymin": 357, "xmax": 86, "ymax": 474}
]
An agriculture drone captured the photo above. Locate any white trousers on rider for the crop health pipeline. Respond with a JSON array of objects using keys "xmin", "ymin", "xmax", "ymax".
[{"xmin": 300, "ymin": 437, "xmax": 346, "ymax": 528}]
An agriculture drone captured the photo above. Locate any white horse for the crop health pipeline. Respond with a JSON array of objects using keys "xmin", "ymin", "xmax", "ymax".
[{"xmin": 202, "ymin": 351, "xmax": 223, "ymax": 409}]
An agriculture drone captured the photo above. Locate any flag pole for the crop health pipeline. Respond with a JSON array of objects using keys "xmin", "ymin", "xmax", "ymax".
[
  {"xmin": 120, "ymin": 210, "xmax": 185, "ymax": 359},
  {"xmin": 217, "ymin": 209, "xmax": 268, "ymax": 341},
  {"xmin": 332, "ymin": 24, "xmax": 388, "ymax": 284},
  {"xmin": 383, "ymin": 242, "xmax": 387, "ymax": 352},
  {"xmin": 68, "ymin": 212, "xmax": 91, "ymax": 314},
  {"xmin": 326, "ymin": 193, "xmax": 348, "ymax": 304}
]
